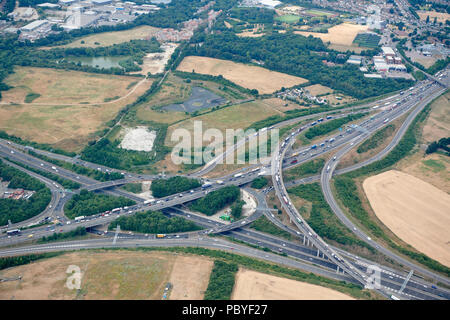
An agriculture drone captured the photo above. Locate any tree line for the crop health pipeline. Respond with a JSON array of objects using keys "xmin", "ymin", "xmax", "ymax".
[
  {"xmin": 150, "ymin": 176, "xmax": 201, "ymax": 198},
  {"xmin": 64, "ymin": 189, "xmax": 135, "ymax": 219},
  {"xmin": 190, "ymin": 185, "xmax": 241, "ymax": 216},
  {"xmin": 109, "ymin": 211, "xmax": 202, "ymax": 234},
  {"xmin": 304, "ymin": 113, "xmax": 367, "ymax": 140},
  {"xmin": 204, "ymin": 260, "xmax": 238, "ymax": 300},
  {"xmin": 186, "ymin": 31, "xmax": 413, "ymax": 99}
]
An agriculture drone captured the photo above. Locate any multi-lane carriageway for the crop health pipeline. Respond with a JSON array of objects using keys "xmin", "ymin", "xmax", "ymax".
[
  {"xmin": 272, "ymin": 79, "xmax": 449, "ymax": 294},
  {"xmin": 0, "ymin": 73, "xmax": 449, "ymax": 299}
]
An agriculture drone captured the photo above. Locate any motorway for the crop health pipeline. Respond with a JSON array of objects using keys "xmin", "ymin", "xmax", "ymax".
[
  {"xmin": 0, "ymin": 70, "xmax": 448, "ymax": 299},
  {"xmin": 270, "ymin": 75, "xmax": 449, "ymax": 293}
]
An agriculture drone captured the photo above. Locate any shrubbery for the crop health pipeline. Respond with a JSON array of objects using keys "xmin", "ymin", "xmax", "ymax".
[
  {"xmin": 150, "ymin": 176, "xmax": 201, "ymax": 198},
  {"xmin": 204, "ymin": 260, "xmax": 238, "ymax": 300},
  {"xmin": 64, "ymin": 189, "xmax": 135, "ymax": 219},
  {"xmin": 109, "ymin": 211, "xmax": 202, "ymax": 234},
  {"xmin": 190, "ymin": 186, "xmax": 241, "ymax": 216},
  {"xmin": 0, "ymin": 160, "xmax": 51, "ymax": 226}
]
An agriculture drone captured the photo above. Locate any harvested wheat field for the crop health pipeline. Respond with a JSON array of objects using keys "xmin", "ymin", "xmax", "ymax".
[
  {"xmin": 231, "ymin": 269, "xmax": 354, "ymax": 300},
  {"xmin": 304, "ymin": 84, "xmax": 333, "ymax": 96},
  {"xmin": 177, "ymin": 56, "xmax": 308, "ymax": 94},
  {"xmin": 295, "ymin": 23, "xmax": 369, "ymax": 46},
  {"xmin": 363, "ymin": 170, "xmax": 450, "ymax": 267},
  {"xmin": 421, "ymin": 91, "xmax": 450, "ymax": 143},
  {"xmin": 0, "ymin": 250, "xmax": 213, "ymax": 300}
]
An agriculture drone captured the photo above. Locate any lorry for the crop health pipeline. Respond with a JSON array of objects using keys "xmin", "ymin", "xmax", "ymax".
[
  {"xmin": 74, "ymin": 216, "xmax": 85, "ymax": 221},
  {"xmin": 201, "ymin": 182, "xmax": 213, "ymax": 189},
  {"xmin": 326, "ymin": 115, "xmax": 333, "ymax": 120},
  {"xmin": 156, "ymin": 234, "xmax": 166, "ymax": 238},
  {"xmin": 317, "ymin": 118, "xmax": 324, "ymax": 122},
  {"xmin": 111, "ymin": 208, "xmax": 122, "ymax": 213},
  {"xmin": 144, "ymin": 199, "xmax": 155, "ymax": 205},
  {"xmin": 216, "ymin": 180, "xmax": 224, "ymax": 185},
  {"xmin": 310, "ymin": 145, "xmax": 317, "ymax": 150},
  {"xmin": 282, "ymin": 196, "xmax": 289, "ymax": 204},
  {"xmin": 233, "ymin": 172, "xmax": 243, "ymax": 178}
]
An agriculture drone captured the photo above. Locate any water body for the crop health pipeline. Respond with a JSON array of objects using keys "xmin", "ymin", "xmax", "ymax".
[
  {"xmin": 65, "ymin": 56, "xmax": 129, "ymax": 69},
  {"xmin": 162, "ymin": 87, "xmax": 227, "ymax": 113}
]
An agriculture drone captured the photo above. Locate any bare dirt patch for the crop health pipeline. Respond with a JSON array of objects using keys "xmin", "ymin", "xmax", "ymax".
[
  {"xmin": 119, "ymin": 126, "xmax": 157, "ymax": 152},
  {"xmin": 132, "ymin": 43, "xmax": 178, "ymax": 76},
  {"xmin": 421, "ymin": 91, "xmax": 450, "ymax": 144},
  {"xmin": 363, "ymin": 170, "xmax": 450, "ymax": 267},
  {"xmin": 168, "ymin": 255, "xmax": 213, "ymax": 300},
  {"xmin": 177, "ymin": 56, "xmax": 308, "ymax": 94},
  {"xmin": 304, "ymin": 84, "xmax": 333, "ymax": 96},
  {"xmin": 295, "ymin": 23, "xmax": 369, "ymax": 46},
  {"xmin": 0, "ymin": 250, "xmax": 214, "ymax": 300},
  {"xmin": 231, "ymin": 268, "xmax": 354, "ymax": 300}
]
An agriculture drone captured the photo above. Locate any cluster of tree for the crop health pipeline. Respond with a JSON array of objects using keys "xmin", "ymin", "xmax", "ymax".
[
  {"xmin": 64, "ymin": 189, "xmax": 135, "ymax": 219},
  {"xmin": 190, "ymin": 185, "xmax": 241, "ymax": 216},
  {"xmin": 81, "ymin": 123, "xmax": 169, "ymax": 170},
  {"xmin": 7, "ymin": 159, "xmax": 81, "ymax": 190},
  {"xmin": 230, "ymin": 7, "xmax": 275, "ymax": 24},
  {"xmin": 186, "ymin": 31, "xmax": 413, "ymax": 99},
  {"xmin": 16, "ymin": 39, "xmax": 160, "ymax": 75},
  {"xmin": 204, "ymin": 260, "xmax": 238, "ymax": 300},
  {"xmin": 251, "ymin": 177, "xmax": 268, "ymax": 189},
  {"xmin": 38, "ymin": 227, "xmax": 87, "ymax": 244},
  {"xmin": 0, "ymin": 252, "xmax": 61, "ymax": 270},
  {"xmin": 109, "ymin": 211, "xmax": 202, "ymax": 234},
  {"xmin": 0, "ymin": 159, "xmax": 52, "ymax": 225},
  {"xmin": 81, "ymin": 139, "xmax": 151, "ymax": 170},
  {"xmin": 230, "ymin": 200, "xmax": 245, "ymax": 219},
  {"xmin": 283, "ymin": 159, "xmax": 325, "ymax": 182},
  {"xmin": 288, "ymin": 183, "xmax": 373, "ymax": 251},
  {"xmin": 356, "ymin": 124, "xmax": 395, "ymax": 154},
  {"xmin": 304, "ymin": 113, "xmax": 367, "ymax": 140},
  {"xmin": 28, "ymin": 150, "xmax": 123, "ymax": 182},
  {"xmin": 250, "ymin": 216, "xmax": 292, "ymax": 240},
  {"xmin": 426, "ymin": 137, "xmax": 450, "ymax": 155},
  {"xmin": 150, "ymin": 176, "xmax": 201, "ymax": 198}
]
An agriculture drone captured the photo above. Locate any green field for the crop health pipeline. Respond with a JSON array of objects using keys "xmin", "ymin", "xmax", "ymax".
[
  {"xmin": 305, "ymin": 9, "xmax": 334, "ymax": 17},
  {"xmin": 353, "ymin": 33, "xmax": 381, "ymax": 48},
  {"xmin": 275, "ymin": 14, "xmax": 300, "ymax": 23}
]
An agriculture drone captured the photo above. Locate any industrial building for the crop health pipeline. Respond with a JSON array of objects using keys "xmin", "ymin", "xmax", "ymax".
[{"xmin": 21, "ymin": 19, "xmax": 49, "ymax": 32}]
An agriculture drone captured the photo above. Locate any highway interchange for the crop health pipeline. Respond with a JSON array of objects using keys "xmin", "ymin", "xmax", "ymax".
[{"xmin": 0, "ymin": 67, "xmax": 449, "ymax": 300}]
